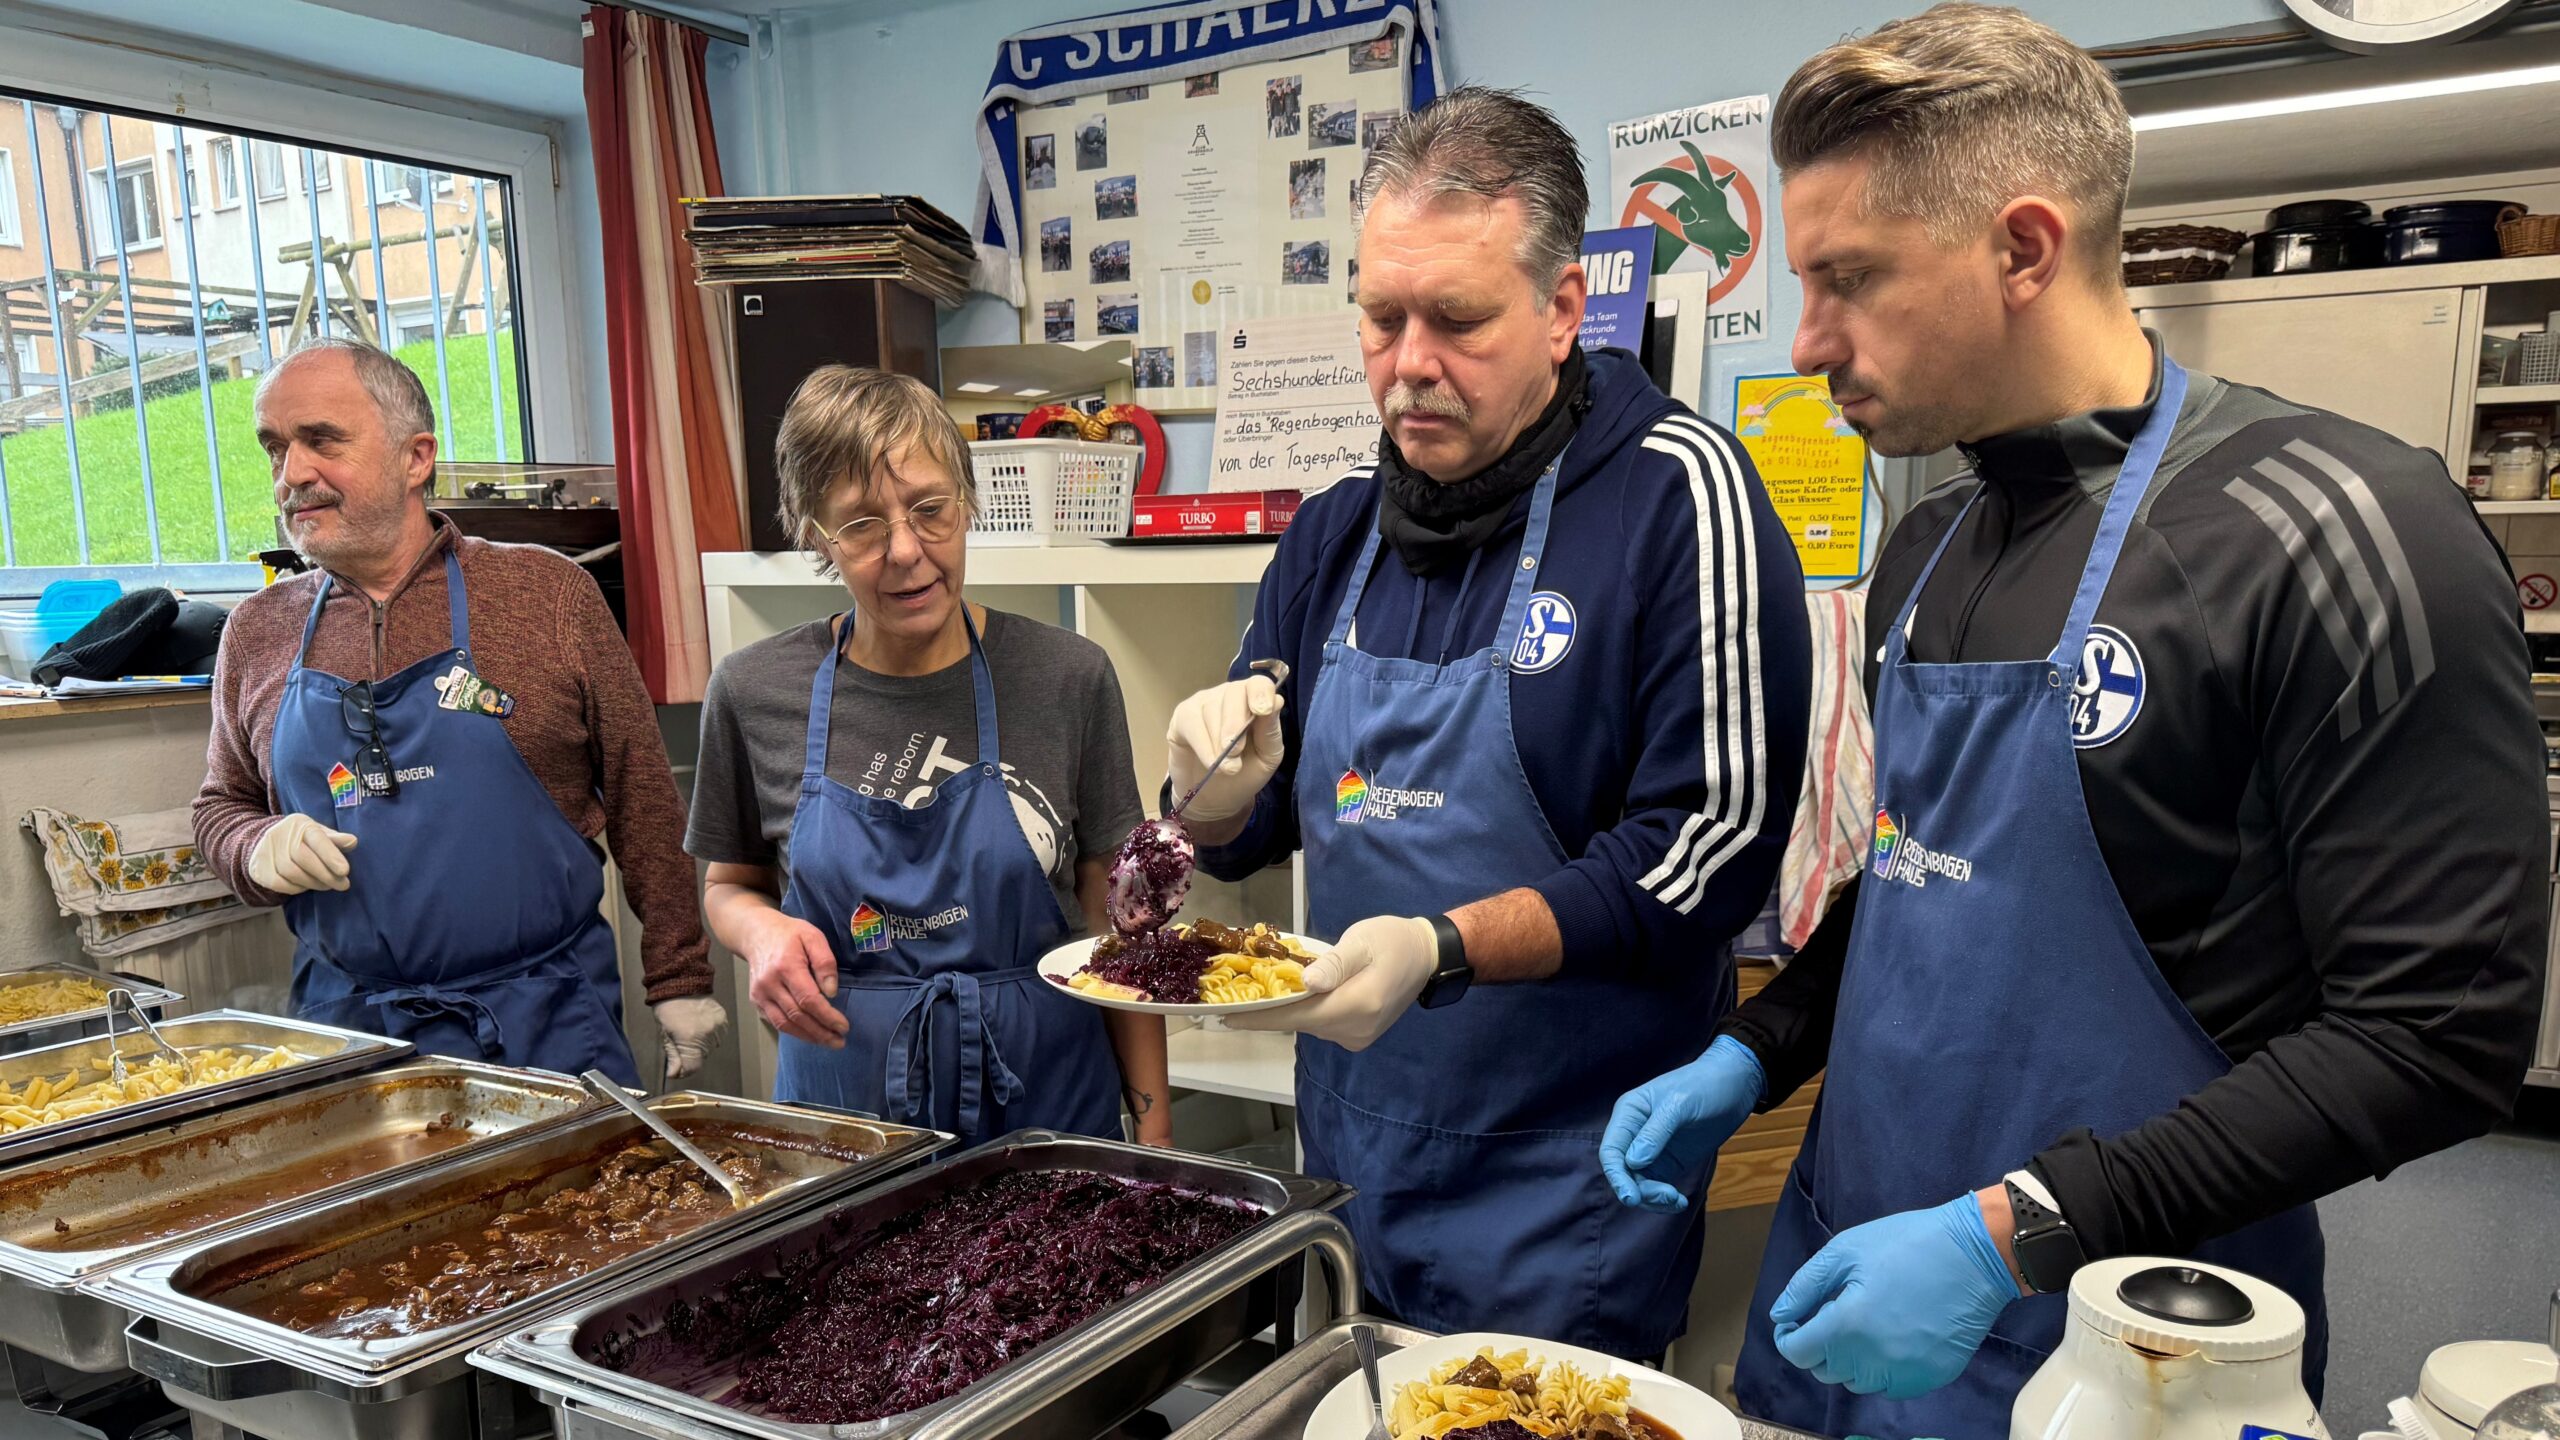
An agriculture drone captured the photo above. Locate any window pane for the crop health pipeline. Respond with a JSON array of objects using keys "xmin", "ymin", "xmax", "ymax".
[{"xmin": 0, "ymin": 95, "xmax": 535, "ymax": 587}]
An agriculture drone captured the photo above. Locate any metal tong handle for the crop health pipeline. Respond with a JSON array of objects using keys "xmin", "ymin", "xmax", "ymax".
[
  {"xmin": 1168, "ymin": 658, "xmax": 1291, "ymax": 821},
  {"xmin": 1354, "ymin": 1322, "xmax": 1391, "ymax": 1440},
  {"xmin": 577, "ymin": 1070, "xmax": 753, "ymax": 1209},
  {"xmin": 103, "ymin": 987, "xmax": 191, "ymax": 1087}
]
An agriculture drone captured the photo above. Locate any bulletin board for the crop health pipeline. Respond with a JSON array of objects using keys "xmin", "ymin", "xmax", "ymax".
[{"xmin": 1012, "ymin": 40, "xmax": 1408, "ymax": 411}]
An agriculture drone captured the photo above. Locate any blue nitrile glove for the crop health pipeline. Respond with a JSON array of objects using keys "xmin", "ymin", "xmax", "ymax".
[
  {"xmin": 1769, "ymin": 1192, "xmax": 2021, "ymax": 1399},
  {"xmin": 1599, "ymin": 1035, "xmax": 1765, "ymax": 1212}
]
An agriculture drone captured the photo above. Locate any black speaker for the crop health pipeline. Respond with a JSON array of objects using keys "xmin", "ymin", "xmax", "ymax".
[{"xmin": 731, "ymin": 279, "xmax": 942, "ymax": 553}]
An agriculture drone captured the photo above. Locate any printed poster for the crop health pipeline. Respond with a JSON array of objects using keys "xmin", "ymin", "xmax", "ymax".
[
  {"xmin": 982, "ymin": 6, "xmax": 1444, "ymax": 413},
  {"xmin": 1208, "ymin": 310, "xmax": 1377, "ymax": 493},
  {"xmin": 1609, "ymin": 95, "xmax": 1770, "ymax": 347},
  {"xmin": 1734, "ymin": 373, "xmax": 1869, "ymax": 581},
  {"xmin": 1577, "ymin": 224, "xmax": 1653, "ymax": 354}
]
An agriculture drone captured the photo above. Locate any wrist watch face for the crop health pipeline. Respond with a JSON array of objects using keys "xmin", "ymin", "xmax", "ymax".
[
  {"xmin": 2281, "ymin": 0, "xmax": 2525, "ymax": 51},
  {"xmin": 2016, "ymin": 1226, "xmax": 2083, "ymax": 1293}
]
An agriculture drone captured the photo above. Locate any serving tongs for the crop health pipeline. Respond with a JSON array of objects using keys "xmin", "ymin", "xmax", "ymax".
[
  {"xmin": 578, "ymin": 1069, "xmax": 753, "ymax": 1209},
  {"xmin": 103, "ymin": 987, "xmax": 194, "ymax": 1088}
]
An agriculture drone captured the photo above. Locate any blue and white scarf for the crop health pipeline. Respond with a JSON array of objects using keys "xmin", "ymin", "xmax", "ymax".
[{"xmin": 973, "ymin": 0, "xmax": 1444, "ymax": 304}]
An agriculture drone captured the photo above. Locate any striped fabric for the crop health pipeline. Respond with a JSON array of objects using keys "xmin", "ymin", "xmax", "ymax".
[
  {"xmin": 1779, "ymin": 588, "xmax": 1872, "ymax": 950},
  {"xmin": 583, "ymin": 5, "xmax": 747, "ymax": 704}
]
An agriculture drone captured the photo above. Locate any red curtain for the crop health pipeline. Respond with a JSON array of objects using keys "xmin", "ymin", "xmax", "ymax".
[{"xmin": 583, "ymin": 5, "xmax": 745, "ymax": 704}]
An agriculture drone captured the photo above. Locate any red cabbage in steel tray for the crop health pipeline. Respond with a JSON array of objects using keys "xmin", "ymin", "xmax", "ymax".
[{"xmin": 598, "ymin": 1168, "xmax": 1260, "ymax": 1424}]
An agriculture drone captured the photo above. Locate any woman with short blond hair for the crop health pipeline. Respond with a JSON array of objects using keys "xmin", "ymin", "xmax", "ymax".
[{"xmin": 687, "ymin": 366, "xmax": 1167, "ymax": 1147}]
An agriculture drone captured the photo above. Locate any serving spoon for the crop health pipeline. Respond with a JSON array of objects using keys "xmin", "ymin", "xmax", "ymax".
[
  {"xmin": 577, "ymin": 1069, "xmax": 753, "ymax": 1210},
  {"xmin": 1104, "ymin": 658, "xmax": 1290, "ymax": 936}
]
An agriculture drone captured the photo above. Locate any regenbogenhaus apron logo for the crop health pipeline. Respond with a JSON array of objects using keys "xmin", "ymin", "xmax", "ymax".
[
  {"xmin": 2068, "ymin": 624, "xmax": 2145, "ymax": 749},
  {"xmin": 1334, "ymin": 767, "xmax": 1445, "ymax": 824},
  {"xmin": 1869, "ymin": 809, "xmax": 1976, "ymax": 889},
  {"xmin": 1511, "ymin": 591, "xmax": 1578, "ymax": 674},
  {"xmin": 1334, "ymin": 769, "xmax": 1370, "ymax": 824},
  {"xmin": 849, "ymin": 903, "xmax": 891, "ymax": 953},
  {"xmin": 848, "ymin": 900, "xmax": 972, "ymax": 953},
  {"xmin": 326, "ymin": 762, "xmax": 361, "ymax": 809}
]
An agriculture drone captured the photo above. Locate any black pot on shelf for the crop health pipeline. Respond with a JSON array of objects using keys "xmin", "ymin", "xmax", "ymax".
[
  {"xmin": 2266, "ymin": 198, "xmax": 2372, "ymax": 230},
  {"xmin": 2380, "ymin": 200, "xmax": 2525, "ymax": 265},
  {"xmin": 2250, "ymin": 222, "xmax": 2383, "ymax": 276}
]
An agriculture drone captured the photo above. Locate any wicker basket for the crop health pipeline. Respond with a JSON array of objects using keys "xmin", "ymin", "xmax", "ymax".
[
  {"xmin": 2122, "ymin": 224, "xmax": 2247, "ymax": 287},
  {"xmin": 2500, "ymin": 213, "xmax": 2560, "ymax": 258}
]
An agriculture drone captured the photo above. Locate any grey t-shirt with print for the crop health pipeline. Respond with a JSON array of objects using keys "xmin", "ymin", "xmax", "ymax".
[{"xmin": 686, "ymin": 608, "xmax": 1145, "ymax": 938}]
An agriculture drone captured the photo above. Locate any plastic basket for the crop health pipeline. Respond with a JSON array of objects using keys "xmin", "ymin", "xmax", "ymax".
[
  {"xmin": 2523, "ymin": 332, "xmax": 2560, "ymax": 387},
  {"xmin": 968, "ymin": 439, "xmax": 1141, "ymax": 545}
]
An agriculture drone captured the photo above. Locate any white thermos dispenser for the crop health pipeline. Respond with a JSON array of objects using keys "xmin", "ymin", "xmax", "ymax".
[{"xmin": 2013, "ymin": 1257, "xmax": 2326, "ymax": 1440}]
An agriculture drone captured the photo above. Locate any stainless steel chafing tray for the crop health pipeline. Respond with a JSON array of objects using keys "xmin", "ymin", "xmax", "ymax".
[
  {"xmin": 0, "ymin": 1010, "xmax": 410, "ymax": 1169},
  {"xmin": 97, "ymin": 1094, "xmax": 946, "ymax": 1440},
  {"xmin": 0, "ymin": 1058, "xmax": 593, "ymax": 1379},
  {"xmin": 1166, "ymin": 1320, "xmax": 1831, "ymax": 1440},
  {"xmin": 468, "ymin": 1130, "xmax": 1357, "ymax": 1440},
  {"xmin": 0, "ymin": 962, "xmax": 182, "ymax": 1056}
]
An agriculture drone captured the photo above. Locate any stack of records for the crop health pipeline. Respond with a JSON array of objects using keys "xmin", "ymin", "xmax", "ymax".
[{"xmin": 681, "ymin": 194, "xmax": 975, "ymax": 306}]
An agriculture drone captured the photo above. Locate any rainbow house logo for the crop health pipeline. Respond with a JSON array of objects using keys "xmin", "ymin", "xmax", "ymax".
[
  {"xmin": 1334, "ymin": 769, "xmax": 1369, "ymax": 824},
  {"xmin": 1871, "ymin": 809, "xmax": 1899, "ymax": 879},
  {"xmin": 327, "ymin": 763, "xmax": 360, "ymax": 809},
  {"xmin": 849, "ymin": 903, "xmax": 891, "ymax": 952}
]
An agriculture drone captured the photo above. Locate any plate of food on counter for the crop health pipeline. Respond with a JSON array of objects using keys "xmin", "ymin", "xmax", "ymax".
[
  {"xmin": 1038, "ymin": 918, "xmax": 1326, "ymax": 1016},
  {"xmin": 1302, "ymin": 1333, "xmax": 1741, "ymax": 1440}
]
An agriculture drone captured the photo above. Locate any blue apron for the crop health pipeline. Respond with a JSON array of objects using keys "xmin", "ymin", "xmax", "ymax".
[
  {"xmin": 1733, "ymin": 361, "xmax": 2327, "ymax": 1437},
  {"xmin": 1294, "ymin": 455, "xmax": 1725, "ymax": 1357},
  {"xmin": 273, "ymin": 550, "xmax": 640, "ymax": 1087},
  {"xmin": 772, "ymin": 611, "xmax": 1119, "ymax": 1148}
]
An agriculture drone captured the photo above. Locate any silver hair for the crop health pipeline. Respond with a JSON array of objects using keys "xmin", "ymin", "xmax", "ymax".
[
  {"xmin": 255, "ymin": 335, "xmax": 438, "ymax": 450},
  {"xmin": 1356, "ymin": 85, "xmax": 1588, "ymax": 292}
]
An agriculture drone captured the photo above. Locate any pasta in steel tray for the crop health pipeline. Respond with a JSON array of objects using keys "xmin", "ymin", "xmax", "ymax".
[
  {"xmin": 1388, "ymin": 1348, "xmax": 1681, "ymax": 1440},
  {"xmin": 1063, "ymin": 920, "xmax": 1310, "ymax": 1006}
]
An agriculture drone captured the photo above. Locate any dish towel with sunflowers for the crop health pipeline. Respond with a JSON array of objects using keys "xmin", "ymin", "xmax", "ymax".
[{"xmin": 19, "ymin": 806, "xmax": 255, "ymax": 959}]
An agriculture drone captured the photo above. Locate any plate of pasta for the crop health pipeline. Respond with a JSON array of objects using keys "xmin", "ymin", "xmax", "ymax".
[
  {"xmin": 1302, "ymin": 1334, "xmax": 1739, "ymax": 1440},
  {"xmin": 1037, "ymin": 920, "xmax": 1324, "ymax": 1015}
]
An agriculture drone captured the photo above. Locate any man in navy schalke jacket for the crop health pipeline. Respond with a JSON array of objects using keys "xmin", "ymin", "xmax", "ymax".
[{"xmin": 1168, "ymin": 86, "xmax": 1812, "ymax": 1355}]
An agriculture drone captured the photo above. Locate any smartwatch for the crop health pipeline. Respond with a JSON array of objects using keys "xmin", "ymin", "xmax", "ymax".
[
  {"xmin": 2003, "ymin": 1169, "xmax": 2085, "ymax": 1295},
  {"xmin": 1415, "ymin": 914, "xmax": 1474, "ymax": 1009}
]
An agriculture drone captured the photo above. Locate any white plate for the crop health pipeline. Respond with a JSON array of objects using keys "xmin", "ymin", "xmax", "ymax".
[
  {"xmin": 1302, "ymin": 1331, "xmax": 1742, "ymax": 1440},
  {"xmin": 1035, "ymin": 931, "xmax": 1327, "ymax": 1016}
]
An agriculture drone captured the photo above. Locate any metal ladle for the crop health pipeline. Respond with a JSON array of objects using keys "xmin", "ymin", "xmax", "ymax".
[
  {"xmin": 576, "ymin": 1070, "xmax": 753, "ymax": 1210},
  {"xmin": 103, "ymin": 987, "xmax": 194, "ymax": 1089},
  {"xmin": 1105, "ymin": 657, "xmax": 1291, "ymax": 934}
]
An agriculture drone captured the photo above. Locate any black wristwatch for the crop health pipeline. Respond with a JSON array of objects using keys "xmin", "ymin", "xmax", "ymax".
[
  {"xmin": 2004, "ymin": 1173, "xmax": 2086, "ymax": 1295},
  {"xmin": 1415, "ymin": 914, "xmax": 1474, "ymax": 1009}
]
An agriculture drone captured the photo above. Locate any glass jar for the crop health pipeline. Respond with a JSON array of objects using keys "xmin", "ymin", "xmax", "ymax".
[{"xmin": 2489, "ymin": 431, "xmax": 2549, "ymax": 503}]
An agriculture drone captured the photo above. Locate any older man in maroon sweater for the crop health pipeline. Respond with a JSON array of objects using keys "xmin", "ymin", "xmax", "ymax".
[{"xmin": 193, "ymin": 337, "xmax": 724, "ymax": 1083}]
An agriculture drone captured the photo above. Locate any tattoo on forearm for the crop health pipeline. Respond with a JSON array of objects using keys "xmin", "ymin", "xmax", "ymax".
[{"xmin": 1123, "ymin": 1086, "xmax": 1157, "ymax": 1116}]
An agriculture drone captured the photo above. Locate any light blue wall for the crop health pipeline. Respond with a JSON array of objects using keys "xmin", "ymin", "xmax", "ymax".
[{"xmin": 712, "ymin": 0, "xmax": 2290, "ymax": 488}]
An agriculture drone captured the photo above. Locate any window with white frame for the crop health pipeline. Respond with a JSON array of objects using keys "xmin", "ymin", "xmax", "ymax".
[
  {"xmin": 208, "ymin": 135, "xmax": 240, "ymax": 208},
  {"xmin": 251, "ymin": 138, "xmax": 284, "ymax": 200},
  {"xmin": 0, "ymin": 149, "xmax": 19, "ymax": 246},
  {"xmin": 2, "ymin": 91, "xmax": 534, "ymax": 594},
  {"xmin": 86, "ymin": 158, "xmax": 161, "ymax": 250}
]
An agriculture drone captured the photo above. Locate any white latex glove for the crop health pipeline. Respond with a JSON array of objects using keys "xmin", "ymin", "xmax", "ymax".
[
  {"xmin": 1226, "ymin": 915, "xmax": 1436, "ymax": 1051},
  {"xmin": 246, "ymin": 814, "xmax": 358, "ymax": 896},
  {"xmin": 652, "ymin": 995, "xmax": 729, "ymax": 1080},
  {"xmin": 1165, "ymin": 675, "xmax": 1284, "ymax": 825}
]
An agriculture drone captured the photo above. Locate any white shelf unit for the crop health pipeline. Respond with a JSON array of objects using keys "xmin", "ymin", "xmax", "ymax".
[
  {"xmin": 2134, "ymin": 254, "xmax": 2560, "ymax": 470},
  {"xmin": 701, "ymin": 541, "xmax": 1301, "ymax": 1102}
]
